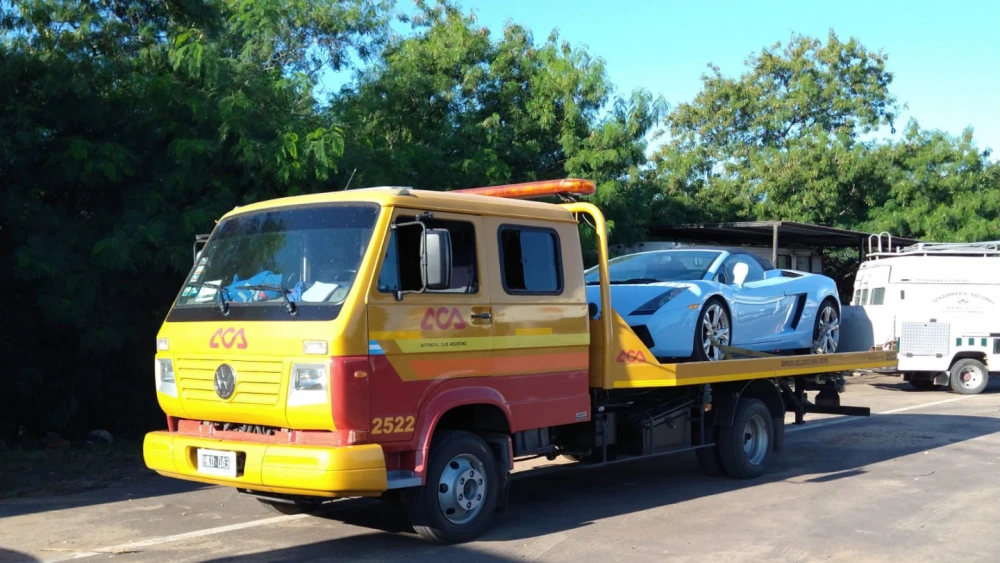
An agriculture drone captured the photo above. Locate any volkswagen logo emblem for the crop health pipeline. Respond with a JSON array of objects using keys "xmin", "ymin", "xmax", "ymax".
[{"xmin": 214, "ymin": 364, "xmax": 237, "ymax": 400}]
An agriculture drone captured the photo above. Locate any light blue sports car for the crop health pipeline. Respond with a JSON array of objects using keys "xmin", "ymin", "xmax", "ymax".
[{"xmin": 584, "ymin": 249, "xmax": 841, "ymax": 362}]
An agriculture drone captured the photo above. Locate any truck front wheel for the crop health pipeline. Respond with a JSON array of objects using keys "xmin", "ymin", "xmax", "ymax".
[
  {"xmin": 717, "ymin": 398, "xmax": 773, "ymax": 479},
  {"xmin": 404, "ymin": 430, "xmax": 499, "ymax": 543},
  {"xmin": 949, "ymin": 358, "xmax": 990, "ymax": 395}
]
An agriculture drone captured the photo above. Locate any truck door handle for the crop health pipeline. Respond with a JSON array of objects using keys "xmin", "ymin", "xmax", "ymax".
[{"xmin": 471, "ymin": 312, "xmax": 492, "ymax": 320}]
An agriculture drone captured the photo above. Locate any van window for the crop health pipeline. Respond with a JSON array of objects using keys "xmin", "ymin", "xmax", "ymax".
[
  {"xmin": 871, "ymin": 287, "xmax": 885, "ymax": 305},
  {"xmin": 861, "ymin": 288, "xmax": 869, "ymax": 305},
  {"xmin": 378, "ymin": 216, "xmax": 478, "ymax": 294},
  {"xmin": 853, "ymin": 289, "xmax": 861, "ymax": 305},
  {"xmin": 498, "ymin": 226, "xmax": 563, "ymax": 294}
]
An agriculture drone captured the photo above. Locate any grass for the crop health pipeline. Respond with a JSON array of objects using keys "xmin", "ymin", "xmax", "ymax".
[{"xmin": 0, "ymin": 441, "xmax": 155, "ymax": 499}]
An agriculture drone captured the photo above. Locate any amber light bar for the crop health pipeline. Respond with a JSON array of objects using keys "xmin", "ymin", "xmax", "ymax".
[{"xmin": 453, "ymin": 178, "xmax": 595, "ymax": 199}]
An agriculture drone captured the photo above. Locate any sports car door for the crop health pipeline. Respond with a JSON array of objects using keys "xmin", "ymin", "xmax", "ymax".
[{"xmin": 719, "ymin": 254, "xmax": 796, "ymax": 345}]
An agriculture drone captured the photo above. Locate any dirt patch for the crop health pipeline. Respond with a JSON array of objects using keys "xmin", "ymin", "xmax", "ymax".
[{"xmin": 0, "ymin": 441, "xmax": 155, "ymax": 499}]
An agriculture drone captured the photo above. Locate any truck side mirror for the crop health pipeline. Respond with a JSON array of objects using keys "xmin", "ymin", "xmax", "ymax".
[{"xmin": 422, "ymin": 229, "xmax": 452, "ymax": 290}]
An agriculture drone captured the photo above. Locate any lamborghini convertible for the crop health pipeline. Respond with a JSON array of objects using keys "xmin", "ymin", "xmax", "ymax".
[{"xmin": 584, "ymin": 248, "xmax": 841, "ymax": 362}]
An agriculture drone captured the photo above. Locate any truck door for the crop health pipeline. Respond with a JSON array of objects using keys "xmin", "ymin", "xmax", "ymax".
[
  {"xmin": 481, "ymin": 216, "xmax": 591, "ymax": 430},
  {"xmin": 366, "ymin": 210, "xmax": 492, "ymax": 443}
]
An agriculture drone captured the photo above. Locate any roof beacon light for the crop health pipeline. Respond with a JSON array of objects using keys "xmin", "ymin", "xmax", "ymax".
[{"xmin": 454, "ymin": 178, "xmax": 595, "ymax": 200}]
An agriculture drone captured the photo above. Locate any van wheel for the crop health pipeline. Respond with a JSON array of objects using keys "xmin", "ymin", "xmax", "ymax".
[
  {"xmin": 949, "ymin": 359, "xmax": 989, "ymax": 395},
  {"xmin": 717, "ymin": 399, "xmax": 773, "ymax": 479},
  {"xmin": 404, "ymin": 431, "xmax": 499, "ymax": 543}
]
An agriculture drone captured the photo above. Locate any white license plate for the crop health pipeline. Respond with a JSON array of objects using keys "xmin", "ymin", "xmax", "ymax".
[{"xmin": 196, "ymin": 448, "xmax": 238, "ymax": 478}]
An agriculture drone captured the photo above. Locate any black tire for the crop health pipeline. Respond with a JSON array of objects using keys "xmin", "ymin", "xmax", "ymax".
[
  {"xmin": 717, "ymin": 398, "xmax": 773, "ymax": 479},
  {"xmin": 908, "ymin": 378, "xmax": 940, "ymax": 391},
  {"xmin": 257, "ymin": 498, "xmax": 318, "ymax": 515},
  {"xmin": 949, "ymin": 358, "xmax": 989, "ymax": 395},
  {"xmin": 695, "ymin": 427, "xmax": 727, "ymax": 477},
  {"xmin": 563, "ymin": 446, "xmax": 619, "ymax": 464},
  {"xmin": 812, "ymin": 299, "xmax": 840, "ymax": 354},
  {"xmin": 403, "ymin": 430, "xmax": 499, "ymax": 543},
  {"xmin": 693, "ymin": 298, "xmax": 731, "ymax": 362}
]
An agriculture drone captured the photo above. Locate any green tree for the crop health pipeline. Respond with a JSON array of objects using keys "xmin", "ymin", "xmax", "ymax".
[
  {"xmin": 654, "ymin": 31, "xmax": 899, "ymax": 228},
  {"xmin": 866, "ymin": 121, "xmax": 1000, "ymax": 241},
  {"xmin": 1, "ymin": 0, "xmax": 391, "ymax": 439}
]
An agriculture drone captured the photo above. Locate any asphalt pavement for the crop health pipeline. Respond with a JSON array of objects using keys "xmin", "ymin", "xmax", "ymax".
[{"xmin": 2, "ymin": 374, "xmax": 999, "ymax": 563}]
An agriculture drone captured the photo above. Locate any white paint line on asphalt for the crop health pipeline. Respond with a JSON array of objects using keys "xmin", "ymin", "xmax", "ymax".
[
  {"xmin": 786, "ymin": 394, "xmax": 977, "ymax": 434},
  {"xmin": 39, "ymin": 514, "xmax": 308, "ymax": 563},
  {"xmin": 34, "ymin": 393, "xmax": 982, "ymax": 563}
]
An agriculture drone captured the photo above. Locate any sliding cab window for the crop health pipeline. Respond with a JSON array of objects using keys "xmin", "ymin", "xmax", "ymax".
[
  {"xmin": 377, "ymin": 216, "xmax": 479, "ymax": 294},
  {"xmin": 870, "ymin": 287, "xmax": 886, "ymax": 305},
  {"xmin": 498, "ymin": 225, "xmax": 563, "ymax": 295}
]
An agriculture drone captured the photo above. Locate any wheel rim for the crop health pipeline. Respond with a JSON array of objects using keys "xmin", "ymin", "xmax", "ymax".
[
  {"xmin": 817, "ymin": 305, "xmax": 840, "ymax": 354},
  {"xmin": 701, "ymin": 303, "xmax": 730, "ymax": 361},
  {"xmin": 743, "ymin": 413, "xmax": 769, "ymax": 466},
  {"xmin": 958, "ymin": 366, "xmax": 984, "ymax": 389},
  {"xmin": 437, "ymin": 453, "xmax": 487, "ymax": 525}
]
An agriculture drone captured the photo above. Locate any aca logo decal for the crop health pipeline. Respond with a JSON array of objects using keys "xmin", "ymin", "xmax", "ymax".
[
  {"xmin": 616, "ymin": 349, "xmax": 647, "ymax": 364},
  {"xmin": 210, "ymin": 327, "xmax": 248, "ymax": 349},
  {"xmin": 421, "ymin": 307, "xmax": 467, "ymax": 330}
]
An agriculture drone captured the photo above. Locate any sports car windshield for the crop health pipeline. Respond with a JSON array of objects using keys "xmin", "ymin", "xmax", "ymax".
[
  {"xmin": 585, "ymin": 251, "xmax": 721, "ymax": 284},
  {"xmin": 172, "ymin": 203, "xmax": 378, "ymax": 321}
]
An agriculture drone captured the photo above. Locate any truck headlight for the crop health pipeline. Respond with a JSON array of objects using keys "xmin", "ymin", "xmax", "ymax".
[
  {"xmin": 155, "ymin": 358, "xmax": 177, "ymax": 397},
  {"xmin": 288, "ymin": 363, "xmax": 328, "ymax": 406}
]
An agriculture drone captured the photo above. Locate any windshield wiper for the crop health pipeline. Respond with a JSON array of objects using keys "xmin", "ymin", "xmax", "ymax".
[
  {"xmin": 240, "ymin": 284, "xmax": 297, "ymax": 316},
  {"xmin": 187, "ymin": 282, "xmax": 232, "ymax": 315}
]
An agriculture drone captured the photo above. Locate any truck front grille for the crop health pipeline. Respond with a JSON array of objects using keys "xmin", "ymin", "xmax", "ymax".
[{"xmin": 176, "ymin": 358, "xmax": 284, "ymax": 405}]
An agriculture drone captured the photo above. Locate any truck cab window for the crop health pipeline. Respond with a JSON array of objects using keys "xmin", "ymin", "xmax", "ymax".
[
  {"xmin": 378, "ymin": 216, "xmax": 478, "ymax": 294},
  {"xmin": 498, "ymin": 226, "xmax": 563, "ymax": 294}
]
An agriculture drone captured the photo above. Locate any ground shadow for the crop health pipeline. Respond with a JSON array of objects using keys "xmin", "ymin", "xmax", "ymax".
[
  {"xmin": 0, "ymin": 477, "xmax": 205, "ymax": 519},
  {"xmin": 200, "ymin": 411, "xmax": 1000, "ymax": 561},
  {"xmin": 0, "ymin": 547, "xmax": 40, "ymax": 563}
]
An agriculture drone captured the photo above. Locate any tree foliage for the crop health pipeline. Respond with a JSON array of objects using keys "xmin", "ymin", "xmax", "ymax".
[
  {"xmin": 2, "ymin": 1, "xmax": 998, "ymax": 440},
  {"xmin": 1, "ymin": 0, "xmax": 391, "ymax": 439}
]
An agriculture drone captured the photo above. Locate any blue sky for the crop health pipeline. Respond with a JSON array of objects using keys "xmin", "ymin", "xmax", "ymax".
[{"xmin": 327, "ymin": 0, "xmax": 1000, "ymax": 156}]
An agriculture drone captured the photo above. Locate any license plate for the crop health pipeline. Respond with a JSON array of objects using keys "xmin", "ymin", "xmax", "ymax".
[{"xmin": 196, "ymin": 448, "xmax": 237, "ymax": 478}]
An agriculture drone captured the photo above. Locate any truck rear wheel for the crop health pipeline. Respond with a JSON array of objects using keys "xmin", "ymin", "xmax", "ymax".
[
  {"xmin": 404, "ymin": 430, "xmax": 499, "ymax": 543},
  {"xmin": 717, "ymin": 399, "xmax": 773, "ymax": 479},
  {"xmin": 949, "ymin": 358, "xmax": 989, "ymax": 395},
  {"xmin": 695, "ymin": 427, "xmax": 727, "ymax": 477}
]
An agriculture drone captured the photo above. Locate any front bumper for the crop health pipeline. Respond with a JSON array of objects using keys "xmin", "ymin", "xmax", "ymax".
[{"xmin": 143, "ymin": 431, "xmax": 388, "ymax": 498}]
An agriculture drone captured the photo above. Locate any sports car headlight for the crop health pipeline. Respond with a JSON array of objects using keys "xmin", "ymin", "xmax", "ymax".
[{"xmin": 630, "ymin": 288, "xmax": 686, "ymax": 315}]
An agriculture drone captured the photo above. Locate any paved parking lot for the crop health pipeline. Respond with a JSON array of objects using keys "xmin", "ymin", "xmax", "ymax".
[{"xmin": 3, "ymin": 374, "xmax": 999, "ymax": 563}]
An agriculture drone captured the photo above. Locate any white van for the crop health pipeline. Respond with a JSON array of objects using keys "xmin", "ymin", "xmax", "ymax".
[{"xmin": 843, "ymin": 236, "xmax": 1000, "ymax": 351}]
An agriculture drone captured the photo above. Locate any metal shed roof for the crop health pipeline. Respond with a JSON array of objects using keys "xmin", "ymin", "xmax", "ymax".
[{"xmin": 646, "ymin": 221, "xmax": 921, "ymax": 251}]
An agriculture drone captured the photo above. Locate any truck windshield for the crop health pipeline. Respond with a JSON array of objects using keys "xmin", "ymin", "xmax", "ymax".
[
  {"xmin": 171, "ymin": 203, "xmax": 379, "ymax": 321},
  {"xmin": 585, "ymin": 250, "xmax": 721, "ymax": 284}
]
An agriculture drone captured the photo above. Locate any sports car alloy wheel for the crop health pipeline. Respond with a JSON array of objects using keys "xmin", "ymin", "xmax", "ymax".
[
  {"xmin": 701, "ymin": 303, "xmax": 730, "ymax": 361},
  {"xmin": 815, "ymin": 304, "xmax": 840, "ymax": 354}
]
